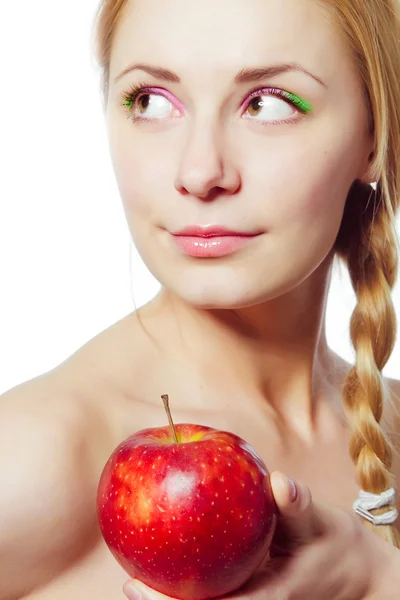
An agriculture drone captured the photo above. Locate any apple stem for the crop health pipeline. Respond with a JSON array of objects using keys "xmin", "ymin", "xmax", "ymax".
[{"xmin": 161, "ymin": 394, "xmax": 179, "ymax": 444}]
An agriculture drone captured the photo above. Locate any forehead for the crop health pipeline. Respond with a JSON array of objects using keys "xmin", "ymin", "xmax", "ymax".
[{"xmin": 110, "ymin": 0, "xmax": 354, "ymax": 88}]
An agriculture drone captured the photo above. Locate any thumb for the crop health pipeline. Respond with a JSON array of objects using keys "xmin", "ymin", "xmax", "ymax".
[{"xmin": 269, "ymin": 471, "xmax": 323, "ymax": 547}]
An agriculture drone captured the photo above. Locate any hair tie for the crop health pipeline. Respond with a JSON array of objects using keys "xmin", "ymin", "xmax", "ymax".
[{"xmin": 353, "ymin": 488, "xmax": 398, "ymax": 526}]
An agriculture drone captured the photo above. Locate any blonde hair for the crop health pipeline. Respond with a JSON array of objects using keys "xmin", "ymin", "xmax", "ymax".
[{"xmin": 92, "ymin": 0, "xmax": 400, "ymax": 546}]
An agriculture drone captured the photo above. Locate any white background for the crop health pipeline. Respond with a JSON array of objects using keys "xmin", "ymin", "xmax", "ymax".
[{"xmin": 0, "ymin": 0, "xmax": 399, "ymax": 395}]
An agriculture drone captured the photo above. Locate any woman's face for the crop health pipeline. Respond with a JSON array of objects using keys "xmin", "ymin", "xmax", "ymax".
[{"xmin": 107, "ymin": 0, "xmax": 374, "ymax": 308}]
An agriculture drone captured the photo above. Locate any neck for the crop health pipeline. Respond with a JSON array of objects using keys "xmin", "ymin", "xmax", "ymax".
[{"xmin": 152, "ymin": 255, "xmax": 345, "ymax": 434}]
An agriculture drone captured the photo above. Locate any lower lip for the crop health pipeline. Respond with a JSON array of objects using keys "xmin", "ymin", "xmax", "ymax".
[{"xmin": 171, "ymin": 235, "xmax": 259, "ymax": 258}]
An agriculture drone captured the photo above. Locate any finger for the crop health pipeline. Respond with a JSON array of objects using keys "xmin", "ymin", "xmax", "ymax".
[
  {"xmin": 270, "ymin": 471, "xmax": 323, "ymax": 543},
  {"xmin": 124, "ymin": 578, "xmax": 177, "ymax": 600},
  {"xmin": 224, "ymin": 563, "xmax": 286, "ymax": 600}
]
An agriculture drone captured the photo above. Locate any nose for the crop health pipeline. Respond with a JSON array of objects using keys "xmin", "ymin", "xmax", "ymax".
[{"xmin": 174, "ymin": 124, "xmax": 241, "ymax": 200}]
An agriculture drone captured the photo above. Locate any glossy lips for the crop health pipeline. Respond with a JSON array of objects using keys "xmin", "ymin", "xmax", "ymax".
[{"xmin": 170, "ymin": 227, "xmax": 262, "ymax": 258}]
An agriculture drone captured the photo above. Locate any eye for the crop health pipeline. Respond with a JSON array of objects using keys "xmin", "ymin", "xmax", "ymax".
[
  {"xmin": 242, "ymin": 88, "xmax": 312, "ymax": 124},
  {"xmin": 121, "ymin": 83, "xmax": 181, "ymax": 122},
  {"xmin": 136, "ymin": 93, "xmax": 173, "ymax": 118},
  {"xmin": 245, "ymin": 95, "xmax": 293, "ymax": 121}
]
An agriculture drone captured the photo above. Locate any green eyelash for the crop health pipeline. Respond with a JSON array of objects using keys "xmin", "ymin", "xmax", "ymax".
[
  {"xmin": 284, "ymin": 92, "xmax": 313, "ymax": 113},
  {"xmin": 123, "ymin": 98, "xmax": 134, "ymax": 110}
]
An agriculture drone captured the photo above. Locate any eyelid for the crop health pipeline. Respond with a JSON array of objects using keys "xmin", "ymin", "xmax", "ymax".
[
  {"xmin": 239, "ymin": 85, "xmax": 268, "ymax": 109},
  {"xmin": 145, "ymin": 87, "xmax": 183, "ymax": 112},
  {"xmin": 239, "ymin": 85, "xmax": 312, "ymax": 114},
  {"xmin": 148, "ymin": 87, "xmax": 184, "ymax": 111},
  {"xmin": 120, "ymin": 81, "xmax": 184, "ymax": 113}
]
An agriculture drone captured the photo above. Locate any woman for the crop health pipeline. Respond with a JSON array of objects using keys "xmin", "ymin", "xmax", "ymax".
[{"xmin": 1, "ymin": 0, "xmax": 400, "ymax": 598}]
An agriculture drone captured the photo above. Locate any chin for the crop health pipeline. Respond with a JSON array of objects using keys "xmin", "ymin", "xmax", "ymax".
[
  {"xmin": 172, "ymin": 286, "xmax": 258, "ymax": 310},
  {"xmin": 155, "ymin": 266, "xmax": 304, "ymax": 310}
]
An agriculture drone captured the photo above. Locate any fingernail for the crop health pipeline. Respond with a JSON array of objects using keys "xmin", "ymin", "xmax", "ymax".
[
  {"xmin": 124, "ymin": 585, "xmax": 142, "ymax": 600},
  {"xmin": 288, "ymin": 477, "xmax": 298, "ymax": 502}
]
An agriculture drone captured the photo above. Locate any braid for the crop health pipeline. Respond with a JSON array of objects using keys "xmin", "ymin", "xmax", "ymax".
[{"xmin": 336, "ymin": 180, "xmax": 400, "ymax": 546}]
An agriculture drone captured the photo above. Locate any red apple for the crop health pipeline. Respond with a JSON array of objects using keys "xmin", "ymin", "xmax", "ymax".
[{"xmin": 97, "ymin": 396, "xmax": 277, "ymax": 600}]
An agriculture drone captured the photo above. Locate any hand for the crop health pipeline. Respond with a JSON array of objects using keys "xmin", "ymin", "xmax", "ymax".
[{"xmin": 122, "ymin": 472, "xmax": 394, "ymax": 600}]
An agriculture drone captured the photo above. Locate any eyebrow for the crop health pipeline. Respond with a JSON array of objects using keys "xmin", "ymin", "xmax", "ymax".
[{"xmin": 114, "ymin": 62, "xmax": 327, "ymax": 88}]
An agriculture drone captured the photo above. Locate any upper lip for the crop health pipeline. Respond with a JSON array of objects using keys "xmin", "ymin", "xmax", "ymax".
[{"xmin": 171, "ymin": 225, "xmax": 262, "ymax": 237}]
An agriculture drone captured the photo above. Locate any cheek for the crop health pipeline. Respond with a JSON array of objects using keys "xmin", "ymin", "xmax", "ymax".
[
  {"xmin": 282, "ymin": 151, "xmax": 348, "ymax": 223},
  {"xmin": 245, "ymin": 122, "xmax": 361, "ymax": 232},
  {"xmin": 107, "ymin": 118, "xmax": 171, "ymax": 222}
]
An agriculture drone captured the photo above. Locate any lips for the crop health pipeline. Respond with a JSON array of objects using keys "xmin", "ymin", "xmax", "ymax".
[
  {"xmin": 169, "ymin": 225, "xmax": 263, "ymax": 258},
  {"xmin": 171, "ymin": 225, "xmax": 260, "ymax": 238}
]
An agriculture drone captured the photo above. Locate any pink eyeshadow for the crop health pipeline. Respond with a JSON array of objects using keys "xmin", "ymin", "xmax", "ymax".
[{"xmin": 146, "ymin": 87, "xmax": 185, "ymax": 112}]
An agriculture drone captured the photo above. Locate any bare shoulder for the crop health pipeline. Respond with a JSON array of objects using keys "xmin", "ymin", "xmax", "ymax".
[
  {"xmin": 0, "ymin": 304, "xmax": 164, "ymax": 599},
  {"xmin": 0, "ymin": 372, "xmax": 107, "ymax": 599}
]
